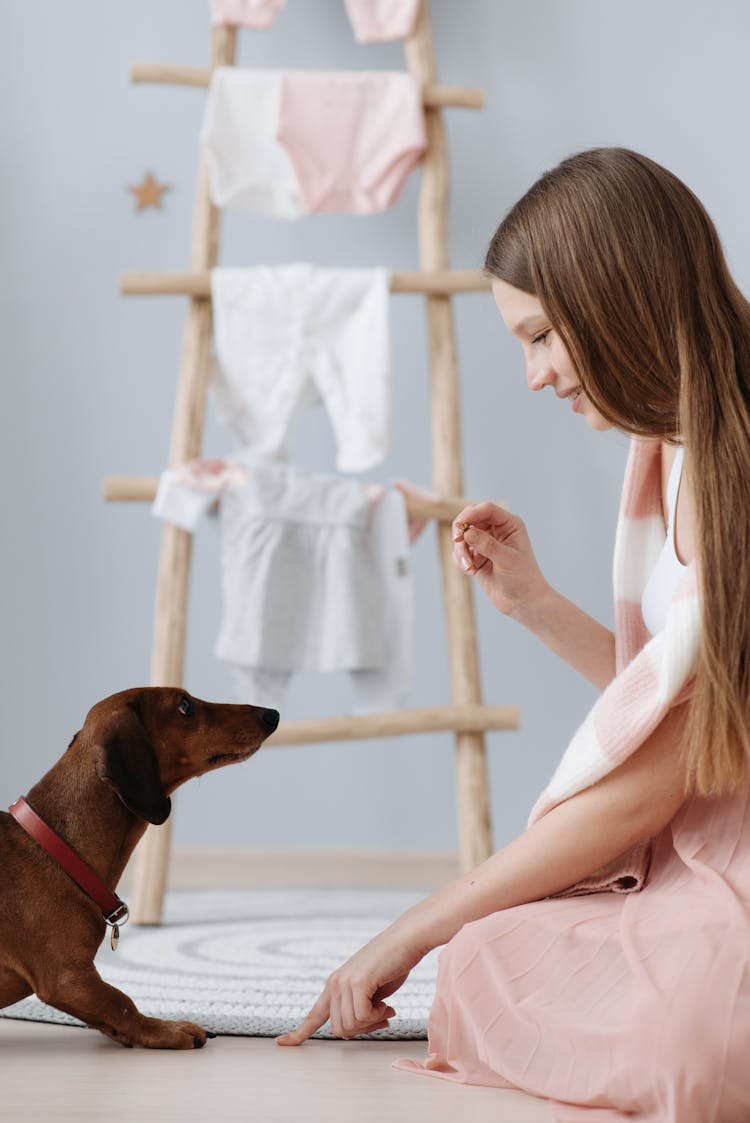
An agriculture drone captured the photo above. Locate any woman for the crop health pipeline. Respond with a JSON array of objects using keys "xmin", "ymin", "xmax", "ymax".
[{"xmin": 277, "ymin": 148, "xmax": 750, "ymax": 1122}]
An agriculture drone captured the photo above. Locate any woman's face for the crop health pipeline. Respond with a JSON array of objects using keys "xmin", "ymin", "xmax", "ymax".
[{"xmin": 492, "ymin": 279, "xmax": 611, "ymax": 432}]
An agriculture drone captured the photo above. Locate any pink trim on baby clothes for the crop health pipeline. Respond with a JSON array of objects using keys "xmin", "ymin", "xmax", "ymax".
[
  {"xmin": 275, "ymin": 70, "xmax": 426, "ymax": 215},
  {"xmin": 343, "ymin": 0, "xmax": 420, "ymax": 43},
  {"xmin": 173, "ymin": 457, "xmax": 249, "ymax": 493},
  {"xmin": 210, "ymin": 0, "xmax": 285, "ymax": 27}
]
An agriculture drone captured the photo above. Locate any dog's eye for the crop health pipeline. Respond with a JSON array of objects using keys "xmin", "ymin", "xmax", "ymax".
[{"xmin": 178, "ymin": 696, "xmax": 194, "ymax": 717}]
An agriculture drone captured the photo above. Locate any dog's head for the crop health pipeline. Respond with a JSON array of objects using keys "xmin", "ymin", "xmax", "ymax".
[{"xmin": 81, "ymin": 688, "xmax": 279, "ymax": 825}]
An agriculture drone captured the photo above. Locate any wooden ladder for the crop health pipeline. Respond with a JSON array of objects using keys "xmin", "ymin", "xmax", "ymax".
[{"xmin": 105, "ymin": 0, "xmax": 520, "ymax": 925}]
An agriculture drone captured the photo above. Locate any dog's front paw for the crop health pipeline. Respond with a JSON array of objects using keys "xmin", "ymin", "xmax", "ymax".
[
  {"xmin": 106, "ymin": 1016, "xmax": 215, "ymax": 1049},
  {"xmin": 149, "ymin": 1017, "xmax": 214, "ymax": 1049}
]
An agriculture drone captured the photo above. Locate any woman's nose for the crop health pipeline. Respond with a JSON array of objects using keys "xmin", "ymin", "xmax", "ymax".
[{"xmin": 526, "ymin": 359, "xmax": 555, "ymax": 393}]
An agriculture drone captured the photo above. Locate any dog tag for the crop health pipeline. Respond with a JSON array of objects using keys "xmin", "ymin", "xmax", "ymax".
[{"xmin": 110, "ymin": 924, "xmax": 120, "ymax": 951}]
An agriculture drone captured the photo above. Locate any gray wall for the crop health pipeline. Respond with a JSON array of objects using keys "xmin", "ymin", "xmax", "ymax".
[{"xmin": 3, "ymin": 1, "xmax": 749, "ymax": 853}]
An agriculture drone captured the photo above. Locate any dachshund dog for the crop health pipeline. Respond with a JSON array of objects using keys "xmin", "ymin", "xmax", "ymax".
[{"xmin": 0, "ymin": 687, "xmax": 279, "ymax": 1049}]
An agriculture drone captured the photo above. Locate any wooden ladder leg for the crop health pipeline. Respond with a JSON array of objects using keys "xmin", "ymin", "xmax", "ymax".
[
  {"xmin": 128, "ymin": 307, "xmax": 211, "ymax": 923},
  {"xmin": 128, "ymin": 26, "xmax": 237, "ymax": 925},
  {"xmin": 128, "ymin": 525, "xmax": 193, "ymax": 924},
  {"xmin": 406, "ymin": 2, "xmax": 493, "ymax": 872}
]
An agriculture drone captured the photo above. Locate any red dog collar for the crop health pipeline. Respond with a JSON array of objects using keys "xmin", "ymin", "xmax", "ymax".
[{"xmin": 8, "ymin": 797, "xmax": 129, "ymax": 949}]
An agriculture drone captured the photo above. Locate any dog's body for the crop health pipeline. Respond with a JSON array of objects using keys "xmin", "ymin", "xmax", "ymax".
[{"xmin": 0, "ymin": 687, "xmax": 278, "ymax": 1048}]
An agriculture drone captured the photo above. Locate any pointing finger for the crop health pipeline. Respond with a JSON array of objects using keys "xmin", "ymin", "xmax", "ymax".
[{"xmin": 276, "ymin": 996, "xmax": 330, "ymax": 1046}]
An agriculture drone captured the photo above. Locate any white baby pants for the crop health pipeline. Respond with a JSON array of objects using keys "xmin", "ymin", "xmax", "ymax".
[{"xmin": 210, "ymin": 265, "xmax": 391, "ymax": 473}]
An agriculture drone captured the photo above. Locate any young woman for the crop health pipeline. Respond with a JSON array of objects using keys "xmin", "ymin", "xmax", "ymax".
[{"xmin": 277, "ymin": 148, "xmax": 750, "ymax": 1122}]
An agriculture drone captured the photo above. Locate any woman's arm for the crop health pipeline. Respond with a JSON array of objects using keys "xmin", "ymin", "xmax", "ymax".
[
  {"xmin": 452, "ymin": 503, "xmax": 616, "ymax": 689},
  {"xmin": 511, "ymin": 586, "xmax": 616, "ymax": 689},
  {"xmin": 278, "ymin": 702, "xmax": 689, "ymax": 1044},
  {"xmin": 406, "ymin": 700, "xmax": 688, "ymax": 950}
]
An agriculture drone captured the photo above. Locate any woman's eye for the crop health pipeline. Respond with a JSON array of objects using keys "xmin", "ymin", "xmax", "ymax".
[
  {"xmin": 178, "ymin": 696, "xmax": 194, "ymax": 717},
  {"xmin": 532, "ymin": 330, "xmax": 551, "ymax": 346}
]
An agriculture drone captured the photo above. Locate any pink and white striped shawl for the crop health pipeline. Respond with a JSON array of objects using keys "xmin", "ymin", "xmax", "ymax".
[{"xmin": 528, "ymin": 437, "xmax": 701, "ymax": 895}]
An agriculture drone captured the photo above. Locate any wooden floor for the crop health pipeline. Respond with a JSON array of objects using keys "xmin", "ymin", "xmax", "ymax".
[{"xmin": 0, "ymin": 1018, "xmax": 551, "ymax": 1122}]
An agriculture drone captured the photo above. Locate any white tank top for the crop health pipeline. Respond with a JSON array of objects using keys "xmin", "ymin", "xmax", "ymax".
[{"xmin": 641, "ymin": 446, "xmax": 687, "ymax": 636}]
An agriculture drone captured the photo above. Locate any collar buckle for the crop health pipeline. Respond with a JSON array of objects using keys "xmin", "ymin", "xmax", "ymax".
[{"xmin": 105, "ymin": 901, "xmax": 130, "ymax": 928}]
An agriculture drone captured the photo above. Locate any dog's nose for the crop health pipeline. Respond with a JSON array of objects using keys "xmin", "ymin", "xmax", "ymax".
[{"xmin": 260, "ymin": 708, "xmax": 280, "ymax": 733}]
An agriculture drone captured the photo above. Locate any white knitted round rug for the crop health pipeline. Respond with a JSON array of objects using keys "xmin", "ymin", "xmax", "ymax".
[{"xmin": 1, "ymin": 888, "xmax": 438, "ymax": 1039}]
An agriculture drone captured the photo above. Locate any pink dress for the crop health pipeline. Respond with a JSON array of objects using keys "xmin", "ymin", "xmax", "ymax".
[
  {"xmin": 394, "ymin": 790, "xmax": 750, "ymax": 1121},
  {"xmin": 395, "ymin": 449, "xmax": 750, "ymax": 1121}
]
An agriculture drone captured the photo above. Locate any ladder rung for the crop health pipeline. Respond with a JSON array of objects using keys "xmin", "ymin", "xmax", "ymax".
[
  {"xmin": 267, "ymin": 705, "xmax": 519, "ymax": 746},
  {"xmin": 102, "ymin": 476, "xmax": 488, "ymax": 526},
  {"xmin": 118, "ymin": 270, "xmax": 491, "ymax": 298},
  {"xmin": 130, "ymin": 64, "xmax": 484, "ymax": 109},
  {"xmin": 105, "ymin": 476, "xmax": 159, "ymax": 502}
]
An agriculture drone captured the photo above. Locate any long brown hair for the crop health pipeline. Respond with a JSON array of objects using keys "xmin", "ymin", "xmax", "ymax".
[{"xmin": 485, "ymin": 147, "xmax": 750, "ymax": 796}]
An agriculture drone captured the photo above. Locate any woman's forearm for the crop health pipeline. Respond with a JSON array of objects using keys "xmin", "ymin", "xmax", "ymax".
[
  {"xmin": 511, "ymin": 585, "xmax": 616, "ymax": 689},
  {"xmin": 398, "ymin": 704, "xmax": 689, "ymax": 956}
]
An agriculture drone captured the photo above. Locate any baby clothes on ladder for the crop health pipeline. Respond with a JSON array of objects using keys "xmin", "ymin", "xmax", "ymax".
[
  {"xmin": 152, "ymin": 458, "xmax": 248, "ymax": 531},
  {"xmin": 276, "ymin": 70, "xmax": 425, "ymax": 214},
  {"xmin": 347, "ymin": 485, "xmax": 412, "ymax": 713},
  {"xmin": 215, "ymin": 460, "xmax": 412, "ymax": 714},
  {"xmin": 210, "ymin": 0, "xmax": 419, "ymax": 42},
  {"xmin": 210, "ymin": 265, "xmax": 391, "ymax": 473},
  {"xmin": 199, "ymin": 70, "xmax": 302, "ymax": 218},
  {"xmin": 200, "ymin": 68, "xmax": 425, "ymax": 217},
  {"xmin": 150, "ymin": 457, "xmax": 419, "ymax": 711},
  {"xmin": 210, "ymin": 0, "xmax": 285, "ymax": 28},
  {"xmin": 343, "ymin": 0, "xmax": 420, "ymax": 43}
]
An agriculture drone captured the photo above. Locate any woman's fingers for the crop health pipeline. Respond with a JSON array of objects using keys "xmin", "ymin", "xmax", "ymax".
[
  {"xmin": 338, "ymin": 986, "xmax": 396, "ymax": 1038},
  {"xmin": 277, "ymin": 984, "xmax": 386, "ymax": 1045},
  {"xmin": 452, "ymin": 500, "xmax": 500, "ymax": 524},
  {"xmin": 275, "ymin": 992, "xmax": 331, "ymax": 1046},
  {"xmin": 452, "ymin": 503, "xmax": 515, "ymax": 573},
  {"xmin": 453, "ymin": 512, "xmax": 484, "ymax": 572},
  {"xmin": 356, "ymin": 1006, "xmax": 396, "ymax": 1036},
  {"xmin": 345, "ymin": 1001, "xmax": 397, "ymax": 1038},
  {"xmin": 353, "ymin": 984, "xmax": 374, "ymax": 1027},
  {"xmin": 462, "ymin": 525, "xmax": 499, "ymax": 560},
  {"xmin": 278, "ymin": 936, "xmax": 414, "ymax": 1044},
  {"xmin": 455, "ymin": 543, "xmax": 486, "ymax": 575},
  {"xmin": 453, "ymin": 525, "xmax": 497, "ymax": 575},
  {"xmin": 336, "ymin": 988, "xmax": 357, "ymax": 1038},
  {"xmin": 452, "ymin": 501, "xmax": 511, "ymax": 536}
]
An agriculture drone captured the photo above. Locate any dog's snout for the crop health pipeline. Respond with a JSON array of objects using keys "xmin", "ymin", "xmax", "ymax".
[{"xmin": 260, "ymin": 708, "xmax": 280, "ymax": 733}]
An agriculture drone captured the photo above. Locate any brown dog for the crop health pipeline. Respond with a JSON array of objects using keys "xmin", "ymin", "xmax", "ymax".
[{"xmin": 0, "ymin": 686, "xmax": 278, "ymax": 1049}]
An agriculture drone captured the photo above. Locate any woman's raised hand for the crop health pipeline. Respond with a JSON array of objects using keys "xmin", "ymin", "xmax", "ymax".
[{"xmin": 452, "ymin": 502, "xmax": 549, "ymax": 618}]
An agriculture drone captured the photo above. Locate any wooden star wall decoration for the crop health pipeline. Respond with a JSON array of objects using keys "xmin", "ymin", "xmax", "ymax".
[{"xmin": 128, "ymin": 172, "xmax": 171, "ymax": 212}]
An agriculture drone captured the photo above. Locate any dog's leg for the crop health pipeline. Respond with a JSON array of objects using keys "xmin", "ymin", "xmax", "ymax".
[
  {"xmin": 0, "ymin": 966, "xmax": 33, "ymax": 1008},
  {"xmin": 35, "ymin": 963, "xmax": 211, "ymax": 1049}
]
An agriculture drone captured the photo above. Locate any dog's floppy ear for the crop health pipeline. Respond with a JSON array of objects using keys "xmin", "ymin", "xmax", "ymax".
[{"xmin": 93, "ymin": 706, "xmax": 172, "ymax": 825}]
